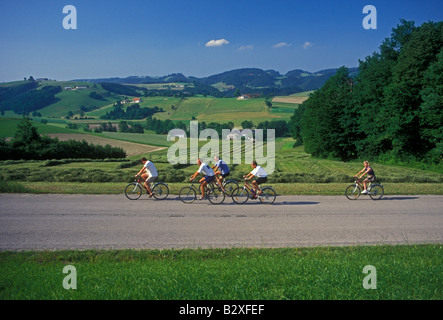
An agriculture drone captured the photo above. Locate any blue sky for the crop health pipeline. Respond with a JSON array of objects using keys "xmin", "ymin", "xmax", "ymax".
[{"xmin": 0, "ymin": 0, "xmax": 442, "ymax": 82}]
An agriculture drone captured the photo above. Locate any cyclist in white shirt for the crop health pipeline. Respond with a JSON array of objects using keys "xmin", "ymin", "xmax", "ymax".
[
  {"xmin": 243, "ymin": 160, "xmax": 268, "ymax": 199},
  {"xmin": 190, "ymin": 158, "xmax": 215, "ymax": 200},
  {"xmin": 135, "ymin": 157, "xmax": 158, "ymax": 198}
]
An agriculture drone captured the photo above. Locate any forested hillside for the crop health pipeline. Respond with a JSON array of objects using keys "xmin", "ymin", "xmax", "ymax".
[{"xmin": 290, "ymin": 20, "xmax": 442, "ymax": 164}]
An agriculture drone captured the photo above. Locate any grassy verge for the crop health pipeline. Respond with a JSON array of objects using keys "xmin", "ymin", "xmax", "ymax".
[
  {"xmin": 0, "ymin": 245, "xmax": 441, "ymax": 300},
  {"xmin": 20, "ymin": 182, "xmax": 443, "ymax": 195}
]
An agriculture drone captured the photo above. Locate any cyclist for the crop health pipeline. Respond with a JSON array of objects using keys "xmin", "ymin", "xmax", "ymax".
[
  {"xmin": 354, "ymin": 160, "xmax": 376, "ymax": 194},
  {"xmin": 212, "ymin": 156, "xmax": 230, "ymax": 192},
  {"xmin": 243, "ymin": 160, "xmax": 268, "ymax": 199},
  {"xmin": 135, "ymin": 157, "xmax": 158, "ymax": 198},
  {"xmin": 190, "ymin": 158, "xmax": 215, "ymax": 200}
]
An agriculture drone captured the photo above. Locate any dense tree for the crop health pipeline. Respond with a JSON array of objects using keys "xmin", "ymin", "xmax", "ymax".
[
  {"xmin": 0, "ymin": 85, "xmax": 61, "ymax": 114},
  {"xmin": 291, "ymin": 20, "xmax": 443, "ymax": 164},
  {"xmin": 301, "ymin": 67, "xmax": 354, "ymax": 160},
  {"xmin": 289, "ymin": 103, "xmax": 306, "ymax": 146},
  {"xmin": 101, "ymin": 104, "xmax": 162, "ymax": 120},
  {"xmin": 0, "ymin": 118, "xmax": 126, "ymax": 160}
]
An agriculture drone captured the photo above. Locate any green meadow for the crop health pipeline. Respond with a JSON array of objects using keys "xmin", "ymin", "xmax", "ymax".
[
  {"xmin": 0, "ymin": 118, "xmax": 81, "ymax": 138},
  {"xmin": 82, "ymin": 96, "xmax": 297, "ymax": 125},
  {"xmin": 1, "ymin": 245, "xmax": 441, "ymax": 300},
  {"xmin": 1, "ymin": 94, "xmax": 442, "ymax": 302}
]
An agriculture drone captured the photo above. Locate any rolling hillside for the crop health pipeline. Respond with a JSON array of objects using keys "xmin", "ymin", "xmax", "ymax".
[
  {"xmin": 75, "ymin": 67, "xmax": 359, "ymax": 96},
  {"xmin": 1, "ymin": 67, "xmax": 357, "ymax": 127}
]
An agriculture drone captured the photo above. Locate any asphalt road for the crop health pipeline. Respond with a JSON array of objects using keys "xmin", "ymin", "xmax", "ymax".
[{"xmin": 0, "ymin": 193, "xmax": 442, "ymax": 250}]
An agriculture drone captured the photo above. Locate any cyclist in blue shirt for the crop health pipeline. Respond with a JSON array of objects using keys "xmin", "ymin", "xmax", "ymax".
[
  {"xmin": 190, "ymin": 158, "xmax": 215, "ymax": 200},
  {"xmin": 212, "ymin": 156, "xmax": 230, "ymax": 192}
]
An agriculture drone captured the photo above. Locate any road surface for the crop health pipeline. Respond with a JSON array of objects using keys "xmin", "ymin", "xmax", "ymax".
[{"xmin": 0, "ymin": 193, "xmax": 442, "ymax": 250}]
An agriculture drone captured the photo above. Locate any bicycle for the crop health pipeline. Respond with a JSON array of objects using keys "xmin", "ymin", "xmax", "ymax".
[
  {"xmin": 231, "ymin": 179, "xmax": 276, "ymax": 204},
  {"xmin": 214, "ymin": 176, "xmax": 239, "ymax": 196},
  {"xmin": 345, "ymin": 178, "xmax": 384, "ymax": 200},
  {"xmin": 125, "ymin": 176, "xmax": 169, "ymax": 200},
  {"xmin": 179, "ymin": 179, "xmax": 226, "ymax": 205}
]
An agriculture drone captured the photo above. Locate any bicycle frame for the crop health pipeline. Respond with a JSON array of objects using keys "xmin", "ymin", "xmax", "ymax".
[
  {"xmin": 180, "ymin": 178, "xmax": 225, "ymax": 204},
  {"xmin": 240, "ymin": 179, "xmax": 261, "ymax": 195},
  {"xmin": 354, "ymin": 179, "xmax": 373, "ymax": 191},
  {"xmin": 133, "ymin": 176, "xmax": 168, "ymax": 196}
]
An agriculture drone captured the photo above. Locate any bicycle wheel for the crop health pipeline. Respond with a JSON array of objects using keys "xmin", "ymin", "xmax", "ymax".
[
  {"xmin": 179, "ymin": 186, "xmax": 197, "ymax": 204},
  {"xmin": 207, "ymin": 186, "xmax": 225, "ymax": 205},
  {"xmin": 369, "ymin": 184, "xmax": 384, "ymax": 200},
  {"xmin": 125, "ymin": 183, "xmax": 143, "ymax": 200},
  {"xmin": 345, "ymin": 184, "xmax": 361, "ymax": 200},
  {"xmin": 231, "ymin": 187, "xmax": 249, "ymax": 204},
  {"xmin": 223, "ymin": 180, "xmax": 239, "ymax": 197},
  {"xmin": 259, "ymin": 187, "xmax": 276, "ymax": 204},
  {"xmin": 152, "ymin": 183, "xmax": 169, "ymax": 200}
]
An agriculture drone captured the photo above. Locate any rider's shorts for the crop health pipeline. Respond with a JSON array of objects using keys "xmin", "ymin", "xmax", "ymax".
[
  {"xmin": 146, "ymin": 176, "xmax": 158, "ymax": 183},
  {"xmin": 255, "ymin": 177, "xmax": 268, "ymax": 185},
  {"xmin": 204, "ymin": 175, "xmax": 215, "ymax": 183},
  {"xmin": 221, "ymin": 172, "xmax": 230, "ymax": 179},
  {"xmin": 365, "ymin": 175, "xmax": 375, "ymax": 182}
]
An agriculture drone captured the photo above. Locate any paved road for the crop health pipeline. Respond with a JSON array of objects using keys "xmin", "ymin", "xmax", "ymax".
[{"xmin": 0, "ymin": 194, "xmax": 442, "ymax": 250}]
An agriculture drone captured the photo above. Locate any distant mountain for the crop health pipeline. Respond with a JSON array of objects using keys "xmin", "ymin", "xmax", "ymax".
[{"xmin": 73, "ymin": 67, "xmax": 359, "ymax": 96}]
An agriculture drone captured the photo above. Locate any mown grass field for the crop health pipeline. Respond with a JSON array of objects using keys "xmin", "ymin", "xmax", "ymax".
[
  {"xmin": 1, "ymin": 141, "xmax": 442, "ymax": 195},
  {"xmin": 1, "ymin": 118, "xmax": 442, "ymax": 194},
  {"xmin": 1, "ymin": 245, "xmax": 441, "ymax": 300}
]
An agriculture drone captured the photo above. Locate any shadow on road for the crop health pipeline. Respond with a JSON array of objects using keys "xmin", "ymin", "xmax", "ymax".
[
  {"xmin": 272, "ymin": 201, "xmax": 320, "ymax": 206},
  {"xmin": 345, "ymin": 196, "xmax": 420, "ymax": 201},
  {"xmin": 379, "ymin": 196, "xmax": 419, "ymax": 201},
  {"xmin": 137, "ymin": 197, "xmax": 321, "ymax": 206}
]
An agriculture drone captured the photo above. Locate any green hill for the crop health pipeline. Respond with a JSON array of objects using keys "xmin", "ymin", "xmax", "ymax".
[{"xmin": 1, "ymin": 67, "xmax": 336, "ymax": 122}]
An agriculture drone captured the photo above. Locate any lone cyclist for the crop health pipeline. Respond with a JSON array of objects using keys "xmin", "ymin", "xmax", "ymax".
[
  {"xmin": 243, "ymin": 160, "xmax": 268, "ymax": 199},
  {"xmin": 135, "ymin": 157, "xmax": 158, "ymax": 198},
  {"xmin": 190, "ymin": 158, "xmax": 215, "ymax": 200},
  {"xmin": 355, "ymin": 160, "xmax": 376, "ymax": 194},
  {"xmin": 212, "ymin": 156, "xmax": 230, "ymax": 192}
]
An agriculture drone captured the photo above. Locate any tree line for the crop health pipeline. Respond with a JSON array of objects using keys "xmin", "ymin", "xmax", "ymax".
[
  {"xmin": 0, "ymin": 81, "xmax": 61, "ymax": 115},
  {"xmin": 100, "ymin": 103, "xmax": 163, "ymax": 120},
  {"xmin": 0, "ymin": 118, "xmax": 126, "ymax": 160},
  {"xmin": 290, "ymin": 20, "xmax": 442, "ymax": 164},
  {"xmin": 144, "ymin": 117, "xmax": 290, "ymax": 137}
]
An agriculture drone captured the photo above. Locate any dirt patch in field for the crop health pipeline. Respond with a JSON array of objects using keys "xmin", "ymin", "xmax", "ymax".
[
  {"xmin": 45, "ymin": 133, "xmax": 166, "ymax": 157},
  {"xmin": 272, "ymin": 97, "xmax": 309, "ymax": 104}
]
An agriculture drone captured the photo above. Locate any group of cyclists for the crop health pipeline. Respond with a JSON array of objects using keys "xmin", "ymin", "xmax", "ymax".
[
  {"xmin": 135, "ymin": 156, "xmax": 375, "ymax": 200},
  {"xmin": 135, "ymin": 156, "xmax": 268, "ymax": 200}
]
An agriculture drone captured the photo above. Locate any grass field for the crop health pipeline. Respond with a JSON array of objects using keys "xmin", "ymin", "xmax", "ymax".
[
  {"xmin": 1, "ymin": 245, "xmax": 441, "ymax": 300},
  {"xmin": 1, "ymin": 118, "xmax": 442, "ymax": 192},
  {"xmin": 0, "ymin": 118, "xmax": 80, "ymax": 138},
  {"xmin": 2, "ymin": 86, "xmax": 441, "ymax": 303},
  {"xmin": 83, "ymin": 96, "xmax": 299, "ymax": 125}
]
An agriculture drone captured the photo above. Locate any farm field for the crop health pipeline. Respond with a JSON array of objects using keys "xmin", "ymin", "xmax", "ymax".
[
  {"xmin": 0, "ymin": 118, "xmax": 79, "ymax": 139},
  {"xmin": 50, "ymin": 95, "xmax": 302, "ymax": 125},
  {"xmin": 44, "ymin": 133, "xmax": 166, "ymax": 157},
  {"xmin": 38, "ymin": 82, "xmax": 118, "ymax": 118},
  {"xmin": 0, "ymin": 118, "xmax": 167, "ymax": 157},
  {"xmin": 1, "ymin": 136, "xmax": 442, "ymax": 195},
  {"xmin": 272, "ymin": 96, "xmax": 309, "ymax": 104}
]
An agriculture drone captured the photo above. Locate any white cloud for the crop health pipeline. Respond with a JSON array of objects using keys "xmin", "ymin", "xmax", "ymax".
[
  {"xmin": 239, "ymin": 45, "xmax": 254, "ymax": 51},
  {"xmin": 205, "ymin": 39, "xmax": 230, "ymax": 47},
  {"xmin": 303, "ymin": 42, "xmax": 313, "ymax": 49},
  {"xmin": 273, "ymin": 42, "xmax": 290, "ymax": 48}
]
